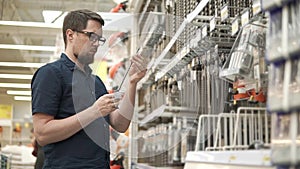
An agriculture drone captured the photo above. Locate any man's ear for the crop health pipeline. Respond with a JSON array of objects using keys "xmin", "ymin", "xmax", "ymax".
[{"xmin": 66, "ymin": 29, "xmax": 75, "ymax": 41}]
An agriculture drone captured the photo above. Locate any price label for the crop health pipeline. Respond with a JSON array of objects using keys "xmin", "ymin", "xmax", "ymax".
[
  {"xmin": 241, "ymin": 9, "xmax": 249, "ymax": 27},
  {"xmin": 231, "ymin": 17, "xmax": 239, "ymax": 36},
  {"xmin": 210, "ymin": 16, "xmax": 216, "ymax": 32},
  {"xmin": 221, "ymin": 5, "xmax": 229, "ymax": 22},
  {"xmin": 252, "ymin": 0, "xmax": 261, "ymax": 16},
  {"xmin": 190, "ymin": 38, "xmax": 197, "ymax": 48},
  {"xmin": 202, "ymin": 25, "xmax": 207, "ymax": 38},
  {"xmin": 192, "ymin": 71, "xmax": 197, "ymax": 80},
  {"xmin": 197, "ymin": 29, "xmax": 202, "ymax": 41},
  {"xmin": 254, "ymin": 65, "xmax": 260, "ymax": 80}
]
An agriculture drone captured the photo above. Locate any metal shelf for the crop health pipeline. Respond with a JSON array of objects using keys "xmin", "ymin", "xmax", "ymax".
[
  {"xmin": 139, "ymin": 104, "xmax": 198, "ymax": 125},
  {"xmin": 155, "ymin": 46, "xmax": 191, "ymax": 80},
  {"xmin": 152, "ymin": 0, "xmax": 209, "ymax": 71},
  {"xmin": 135, "ymin": 163, "xmax": 183, "ymax": 169},
  {"xmin": 184, "ymin": 150, "xmax": 275, "ymax": 169}
]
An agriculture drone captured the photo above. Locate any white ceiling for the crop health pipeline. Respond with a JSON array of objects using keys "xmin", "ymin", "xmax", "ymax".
[{"xmin": 0, "ymin": 0, "xmax": 127, "ymax": 99}]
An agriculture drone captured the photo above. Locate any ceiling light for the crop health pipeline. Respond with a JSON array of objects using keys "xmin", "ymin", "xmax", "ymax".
[
  {"xmin": 0, "ymin": 44, "xmax": 56, "ymax": 51},
  {"xmin": 52, "ymin": 12, "xmax": 68, "ymax": 24},
  {"xmin": 14, "ymin": 96, "xmax": 31, "ymax": 101},
  {"xmin": 112, "ymin": 0, "xmax": 125, "ymax": 3},
  {"xmin": 0, "ymin": 13, "xmax": 133, "ymax": 31},
  {"xmin": 0, "ymin": 20, "xmax": 60, "ymax": 28},
  {"xmin": 0, "ymin": 83, "xmax": 31, "ymax": 88},
  {"xmin": 42, "ymin": 10, "xmax": 62, "ymax": 23},
  {"xmin": 0, "ymin": 62, "xmax": 45, "ymax": 68},
  {"xmin": 7, "ymin": 90, "xmax": 31, "ymax": 96},
  {"xmin": 0, "ymin": 74, "xmax": 33, "ymax": 79}
]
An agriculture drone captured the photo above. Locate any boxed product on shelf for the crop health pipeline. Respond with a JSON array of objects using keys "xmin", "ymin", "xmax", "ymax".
[
  {"xmin": 271, "ymin": 112, "xmax": 300, "ymax": 165},
  {"xmin": 267, "ymin": 63, "xmax": 285, "ymax": 111}
]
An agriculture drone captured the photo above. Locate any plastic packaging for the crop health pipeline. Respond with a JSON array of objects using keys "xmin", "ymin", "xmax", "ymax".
[
  {"xmin": 267, "ymin": 63, "xmax": 285, "ymax": 111},
  {"xmin": 271, "ymin": 112, "xmax": 300, "ymax": 165},
  {"xmin": 220, "ymin": 22, "xmax": 266, "ymax": 84},
  {"xmin": 287, "ymin": 1, "xmax": 300, "ymax": 57},
  {"xmin": 266, "ymin": 8, "xmax": 283, "ymax": 62},
  {"xmin": 288, "ymin": 58, "xmax": 300, "ymax": 110}
]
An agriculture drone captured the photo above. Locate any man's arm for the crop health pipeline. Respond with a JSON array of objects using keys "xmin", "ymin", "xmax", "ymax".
[
  {"xmin": 109, "ymin": 55, "xmax": 147, "ymax": 132},
  {"xmin": 109, "ymin": 83, "xmax": 137, "ymax": 132},
  {"xmin": 33, "ymin": 94, "xmax": 117, "ymax": 146}
]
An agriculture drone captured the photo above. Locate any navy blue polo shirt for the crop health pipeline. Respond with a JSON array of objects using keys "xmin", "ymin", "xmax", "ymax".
[{"xmin": 32, "ymin": 53, "xmax": 110, "ymax": 169}]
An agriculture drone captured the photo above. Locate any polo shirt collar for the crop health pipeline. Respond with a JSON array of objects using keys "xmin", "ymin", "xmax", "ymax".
[{"xmin": 61, "ymin": 53, "xmax": 92, "ymax": 75}]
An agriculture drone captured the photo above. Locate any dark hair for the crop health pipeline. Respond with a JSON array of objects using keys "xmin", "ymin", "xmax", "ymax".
[{"xmin": 62, "ymin": 9, "xmax": 105, "ymax": 47}]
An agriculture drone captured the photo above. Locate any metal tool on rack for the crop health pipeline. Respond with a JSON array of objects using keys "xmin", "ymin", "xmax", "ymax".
[
  {"xmin": 195, "ymin": 107, "xmax": 270, "ymax": 151},
  {"xmin": 271, "ymin": 112, "xmax": 300, "ymax": 165},
  {"xmin": 134, "ymin": 0, "xmax": 272, "ymax": 168},
  {"xmin": 180, "ymin": 117, "xmax": 197, "ymax": 163},
  {"xmin": 219, "ymin": 19, "xmax": 268, "ymax": 107}
]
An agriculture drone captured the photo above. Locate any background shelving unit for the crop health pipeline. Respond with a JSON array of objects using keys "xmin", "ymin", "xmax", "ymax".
[
  {"xmin": 262, "ymin": 0, "xmax": 300, "ymax": 168},
  {"xmin": 126, "ymin": 0, "xmax": 287, "ymax": 168}
]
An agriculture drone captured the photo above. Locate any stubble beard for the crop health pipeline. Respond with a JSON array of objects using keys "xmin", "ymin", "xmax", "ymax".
[{"xmin": 75, "ymin": 53, "xmax": 94, "ymax": 65}]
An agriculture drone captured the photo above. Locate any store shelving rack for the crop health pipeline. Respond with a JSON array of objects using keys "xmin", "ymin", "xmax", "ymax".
[
  {"xmin": 128, "ymin": 0, "xmax": 272, "ymax": 168},
  {"xmin": 262, "ymin": 0, "xmax": 300, "ymax": 168},
  {"xmin": 183, "ymin": 107, "xmax": 273, "ymax": 169}
]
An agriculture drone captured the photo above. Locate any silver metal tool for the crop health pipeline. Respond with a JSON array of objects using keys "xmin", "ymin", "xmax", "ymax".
[{"xmin": 117, "ymin": 48, "xmax": 142, "ymax": 91}]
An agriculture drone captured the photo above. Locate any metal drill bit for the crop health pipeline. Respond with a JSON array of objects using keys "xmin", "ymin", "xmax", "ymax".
[{"xmin": 117, "ymin": 48, "xmax": 140, "ymax": 91}]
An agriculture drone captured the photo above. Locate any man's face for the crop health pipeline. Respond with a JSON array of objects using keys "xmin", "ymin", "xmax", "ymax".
[{"xmin": 74, "ymin": 20, "xmax": 103, "ymax": 65}]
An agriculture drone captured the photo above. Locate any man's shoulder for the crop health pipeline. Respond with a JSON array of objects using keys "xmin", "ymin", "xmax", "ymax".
[
  {"xmin": 33, "ymin": 59, "xmax": 64, "ymax": 80},
  {"xmin": 47, "ymin": 58, "xmax": 64, "ymax": 67},
  {"xmin": 39, "ymin": 59, "xmax": 63, "ymax": 71}
]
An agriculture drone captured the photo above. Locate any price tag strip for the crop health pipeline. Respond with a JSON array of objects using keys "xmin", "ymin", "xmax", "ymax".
[
  {"xmin": 231, "ymin": 16, "xmax": 239, "ymax": 36},
  {"xmin": 241, "ymin": 9, "xmax": 250, "ymax": 27},
  {"xmin": 221, "ymin": 4, "xmax": 229, "ymax": 22},
  {"xmin": 210, "ymin": 16, "xmax": 216, "ymax": 32}
]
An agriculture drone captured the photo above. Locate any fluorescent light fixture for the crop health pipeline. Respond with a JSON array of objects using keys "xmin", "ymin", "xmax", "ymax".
[
  {"xmin": 0, "ymin": 74, "xmax": 33, "ymax": 79},
  {"xmin": 24, "ymin": 53, "xmax": 57, "ymax": 58},
  {"xmin": 14, "ymin": 96, "xmax": 31, "ymax": 101},
  {"xmin": 7, "ymin": 90, "xmax": 31, "ymax": 95},
  {"xmin": 0, "ymin": 62, "xmax": 45, "ymax": 68},
  {"xmin": 53, "ymin": 12, "xmax": 68, "ymax": 24},
  {"xmin": 42, "ymin": 10, "xmax": 62, "ymax": 23},
  {"xmin": 0, "ymin": 44, "xmax": 56, "ymax": 51},
  {"xmin": 112, "ymin": 0, "xmax": 125, "ymax": 3},
  {"xmin": 0, "ymin": 83, "xmax": 31, "ymax": 88},
  {"xmin": 0, "ymin": 13, "xmax": 132, "ymax": 31},
  {"xmin": 0, "ymin": 20, "xmax": 61, "ymax": 28}
]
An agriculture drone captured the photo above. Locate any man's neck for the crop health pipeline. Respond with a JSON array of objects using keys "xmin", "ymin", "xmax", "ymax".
[{"xmin": 64, "ymin": 51, "xmax": 86, "ymax": 72}]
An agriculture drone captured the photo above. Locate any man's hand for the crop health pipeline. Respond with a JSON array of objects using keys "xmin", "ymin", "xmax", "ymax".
[
  {"xmin": 128, "ymin": 54, "xmax": 147, "ymax": 84},
  {"xmin": 93, "ymin": 93, "xmax": 122, "ymax": 117}
]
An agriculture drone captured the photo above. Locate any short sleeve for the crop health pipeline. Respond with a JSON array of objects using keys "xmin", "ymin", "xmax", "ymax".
[{"xmin": 31, "ymin": 64, "xmax": 62, "ymax": 116}]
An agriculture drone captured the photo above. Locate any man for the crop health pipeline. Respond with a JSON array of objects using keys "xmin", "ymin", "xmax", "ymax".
[{"xmin": 31, "ymin": 9, "xmax": 146, "ymax": 169}]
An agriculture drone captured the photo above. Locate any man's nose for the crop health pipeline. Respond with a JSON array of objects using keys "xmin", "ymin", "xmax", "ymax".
[{"xmin": 92, "ymin": 40, "xmax": 100, "ymax": 46}]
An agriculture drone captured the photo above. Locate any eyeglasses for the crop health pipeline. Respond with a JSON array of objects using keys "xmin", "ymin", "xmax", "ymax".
[{"xmin": 75, "ymin": 30, "xmax": 106, "ymax": 46}]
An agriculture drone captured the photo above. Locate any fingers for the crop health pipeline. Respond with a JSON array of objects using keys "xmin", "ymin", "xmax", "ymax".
[
  {"xmin": 103, "ymin": 93, "xmax": 121, "ymax": 105},
  {"xmin": 96, "ymin": 94, "xmax": 122, "ymax": 115},
  {"xmin": 113, "ymin": 99, "xmax": 121, "ymax": 108},
  {"xmin": 131, "ymin": 55, "xmax": 147, "ymax": 72},
  {"xmin": 113, "ymin": 91, "xmax": 125, "ymax": 100}
]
